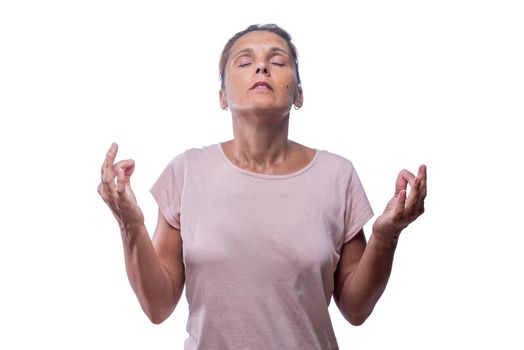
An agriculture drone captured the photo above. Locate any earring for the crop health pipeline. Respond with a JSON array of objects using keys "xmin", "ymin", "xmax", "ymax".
[
  {"xmin": 293, "ymin": 104, "xmax": 300, "ymax": 110},
  {"xmin": 222, "ymin": 106, "xmax": 228, "ymax": 110}
]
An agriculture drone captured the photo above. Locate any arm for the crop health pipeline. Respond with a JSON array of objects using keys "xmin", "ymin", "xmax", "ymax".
[
  {"xmin": 121, "ymin": 211, "xmax": 185, "ymax": 324},
  {"xmin": 333, "ymin": 228, "xmax": 397, "ymax": 326},
  {"xmin": 334, "ymin": 165, "xmax": 427, "ymax": 325},
  {"xmin": 97, "ymin": 143, "xmax": 185, "ymax": 324}
]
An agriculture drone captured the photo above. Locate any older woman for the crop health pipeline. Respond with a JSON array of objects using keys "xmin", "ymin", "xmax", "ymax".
[{"xmin": 98, "ymin": 24, "xmax": 427, "ymax": 350}]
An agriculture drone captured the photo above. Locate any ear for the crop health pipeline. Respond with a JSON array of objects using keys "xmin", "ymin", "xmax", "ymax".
[
  {"xmin": 219, "ymin": 89, "xmax": 228, "ymax": 110},
  {"xmin": 293, "ymin": 84, "xmax": 303, "ymax": 108}
]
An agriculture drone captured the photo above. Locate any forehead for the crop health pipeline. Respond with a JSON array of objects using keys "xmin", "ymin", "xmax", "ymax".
[{"xmin": 229, "ymin": 31, "xmax": 290, "ymax": 55}]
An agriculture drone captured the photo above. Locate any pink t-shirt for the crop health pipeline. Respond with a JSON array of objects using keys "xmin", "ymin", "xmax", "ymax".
[{"xmin": 150, "ymin": 142, "xmax": 374, "ymax": 350}]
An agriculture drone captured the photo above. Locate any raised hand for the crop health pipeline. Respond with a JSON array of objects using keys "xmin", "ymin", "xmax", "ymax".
[
  {"xmin": 97, "ymin": 143, "xmax": 145, "ymax": 230},
  {"xmin": 372, "ymin": 165, "xmax": 427, "ymax": 241}
]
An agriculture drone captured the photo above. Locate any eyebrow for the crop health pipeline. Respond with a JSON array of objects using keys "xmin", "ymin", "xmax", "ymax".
[{"xmin": 230, "ymin": 47, "xmax": 290, "ymax": 60}]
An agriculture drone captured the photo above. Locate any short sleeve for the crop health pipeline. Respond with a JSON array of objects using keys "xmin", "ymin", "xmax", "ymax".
[
  {"xmin": 343, "ymin": 163, "xmax": 374, "ymax": 244},
  {"xmin": 150, "ymin": 152, "xmax": 186, "ymax": 230}
]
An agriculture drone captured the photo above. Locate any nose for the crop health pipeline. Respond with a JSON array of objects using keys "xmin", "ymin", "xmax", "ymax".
[{"xmin": 255, "ymin": 63, "xmax": 269, "ymax": 76}]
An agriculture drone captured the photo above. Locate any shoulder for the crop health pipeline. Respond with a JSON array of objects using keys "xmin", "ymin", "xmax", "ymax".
[
  {"xmin": 291, "ymin": 140, "xmax": 356, "ymax": 173},
  {"xmin": 162, "ymin": 150, "xmax": 186, "ymax": 174},
  {"xmin": 164, "ymin": 142, "xmax": 224, "ymax": 175},
  {"xmin": 317, "ymin": 148, "xmax": 357, "ymax": 176},
  {"xmin": 181, "ymin": 143, "xmax": 222, "ymax": 168},
  {"xmin": 166, "ymin": 142, "xmax": 214, "ymax": 164}
]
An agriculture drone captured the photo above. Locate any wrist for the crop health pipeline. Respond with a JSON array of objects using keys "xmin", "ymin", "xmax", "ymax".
[
  {"xmin": 119, "ymin": 219, "xmax": 146, "ymax": 244},
  {"xmin": 371, "ymin": 230, "xmax": 400, "ymax": 251}
]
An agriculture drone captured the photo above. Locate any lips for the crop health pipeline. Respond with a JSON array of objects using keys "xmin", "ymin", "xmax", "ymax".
[{"xmin": 250, "ymin": 81, "xmax": 273, "ymax": 90}]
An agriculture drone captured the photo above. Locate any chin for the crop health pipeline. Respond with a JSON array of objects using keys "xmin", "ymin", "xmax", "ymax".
[{"xmin": 245, "ymin": 104, "xmax": 290, "ymax": 115}]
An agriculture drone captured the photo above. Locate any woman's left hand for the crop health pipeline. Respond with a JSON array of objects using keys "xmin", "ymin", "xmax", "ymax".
[{"xmin": 372, "ymin": 165, "xmax": 427, "ymax": 241}]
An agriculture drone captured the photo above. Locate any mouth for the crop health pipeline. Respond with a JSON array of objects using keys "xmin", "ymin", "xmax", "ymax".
[{"xmin": 250, "ymin": 81, "xmax": 273, "ymax": 90}]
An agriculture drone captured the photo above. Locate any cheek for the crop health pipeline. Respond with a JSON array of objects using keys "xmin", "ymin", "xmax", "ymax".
[
  {"xmin": 225, "ymin": 71, "xmax": 248, "ymax": 93},
  {"xmin": 282, "ymin": 81, "xmax": 297, "ymax": 98},
  {"xmin": 282, "ymin": 77, "xmax": 293, "ymax": 91},
  {"xmin": 224, "ymin": 77, "xmax": 240, "ymax": 96},
  {"xmin": 281, "ymin": 73, "xmax": 297, "ymax": 91}
]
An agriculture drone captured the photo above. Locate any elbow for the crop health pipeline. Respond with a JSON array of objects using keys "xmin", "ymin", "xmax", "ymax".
[
  {"xmin": 346, "ymin": 308, "xmax": 373, "ymax": 326},
  {"xmin": 336, "ymin": 297, "xmax": 373, "ymax": 326},
  {"xmin": 140, "ymin": 288, "xmax": 181, "ymax": 324},
  {"xmin": 348, "ymin": 314, "xmax": 368, "ymax": 326},
  {"xmin": 148, "ymin": 313, "xmax": 167, "ymax": 325},
  {"xmin": 142, "ymin": 302, "xmax": 175, "ymax": 325},
  {"xmin": 145, "ymin": 308, "xmax": 171, "ymax": 325}
]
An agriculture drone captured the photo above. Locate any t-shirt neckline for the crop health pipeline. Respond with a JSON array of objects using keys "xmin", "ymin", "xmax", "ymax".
[{"xmin": 216, "ymin": 142, "xmax": 320, "ymax": 180}]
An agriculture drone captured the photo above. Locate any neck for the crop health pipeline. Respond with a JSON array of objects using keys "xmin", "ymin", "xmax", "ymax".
[{"xmin": 226, "ymin": 110, "xmax": 292, "ymax": 169}]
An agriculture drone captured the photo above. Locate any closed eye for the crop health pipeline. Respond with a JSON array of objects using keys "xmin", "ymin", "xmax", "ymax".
[
  {"xmin": 271, "ymin": 63, "xmax": 285, "ymax": 66},
  {"xmin": 238, "ymin": 63, "xmax": 251, "ymax": 67}
]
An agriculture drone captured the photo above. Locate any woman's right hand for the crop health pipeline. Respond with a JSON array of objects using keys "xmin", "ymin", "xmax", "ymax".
[{"xmin": 97, "ymin": 143, "xmax": 145, "ymax": 230}]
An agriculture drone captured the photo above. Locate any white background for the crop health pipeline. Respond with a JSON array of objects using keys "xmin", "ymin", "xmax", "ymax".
[{"xmin": 1, "ymin": 0, "xmax": 523, "ymax": 349}]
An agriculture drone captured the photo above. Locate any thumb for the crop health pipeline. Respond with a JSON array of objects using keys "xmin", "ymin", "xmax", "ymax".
[
  {"xmin": 394, "ymin": 189, "xmax": 407, "ymax": 217},
  {"xmin": 124, "ymin": 159, "xmax": 135, "ymax": 177},
  {"xmin": 114, "ymin": 159, "xmax": 135, "ymax": 177}
]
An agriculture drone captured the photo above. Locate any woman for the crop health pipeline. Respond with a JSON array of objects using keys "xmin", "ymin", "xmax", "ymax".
[{"xmin": 97, "ymin": 24, "xmax": 427, "ymax": 350}]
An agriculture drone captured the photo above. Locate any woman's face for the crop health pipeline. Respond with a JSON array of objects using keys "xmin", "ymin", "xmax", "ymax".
[{"xmin": 219, "ymin": 31, "xmax": 303, "ymax": 115}]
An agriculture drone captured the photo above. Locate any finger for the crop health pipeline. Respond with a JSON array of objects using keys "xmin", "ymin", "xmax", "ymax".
[
  {"xmin": 418, "ymin": 164, "xmax": 427, "ymax": 199},
  {"xmin": 114, "ymin": 159, "xmax": 135, "ymax": 172},
  {"xmin": 116, "ymin": 168, "xmax": 126, "ymax": 194},
  {"xmin": 97, "ymin": 182, "xmax": 113, "ymax": 204},
  {"xmin": 113, "ymin": 159, "xmax": 135, "ymax": 186},
  {"xmin": 401, "ymin": 169, "xmax": 417, "ymax": 187},
  {"xmin": 406, "ymin": 165, "xmax": 428, "ymax": 218},
  {"xmin": 394, "ymin": 170, "xmax": 408, "ymax": 196},
  {"xmin": 404, "ymin": 176, "xmax": 421, "ymax": 217},
  {"xmin": 100, "ymin": 143, "xmax": 118, "ymax": 175},
  {"xmin": 124, "ymin": 159, "xmax": 135, "ymax": 177},
  {"xmin": 102, "ymin": 143, "xmax": 118, "ymax": 181},
  {"xmin": 102, "ymin": 143, "xmax": 119, "ymax": 193},
  {"xmin": 395, "ymin": 169, "xmax": 416, "ymax": 196},
  {"xmin": 394, "ymin": 189, "xmax": 407, "ymax": 218},
  {"xmin": 415, "ymin": 165, "xmax": 427, "ymax": 217}
]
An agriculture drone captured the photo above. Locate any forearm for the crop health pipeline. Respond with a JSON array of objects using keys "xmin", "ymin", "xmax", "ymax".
[
  {"xmin": 338, "ymin": 164, "xmax": 427, "ymax": 325},
  {"xmin": 339, "ymin": 232, "xmax": 398, "ymax": 325},
  {"xmin": 120, "ymin": 222, "xmax": 177, "ymax": 323}
]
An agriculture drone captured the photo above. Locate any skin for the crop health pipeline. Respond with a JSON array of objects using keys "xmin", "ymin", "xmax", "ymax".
[
  {"xmin": 333, "ymin": 166, "xmax": 427, "ymax": 325},
  {"xmin": 97, "ymin": 145, "xmax": 184, "ymax": 324},
  {"xmin": 97, "ymin": 30, "xmax": 427, "ymax": 326},
  {"xmin": 218, "ymin": 31, "xmax": 310, "ymax": 174}
]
